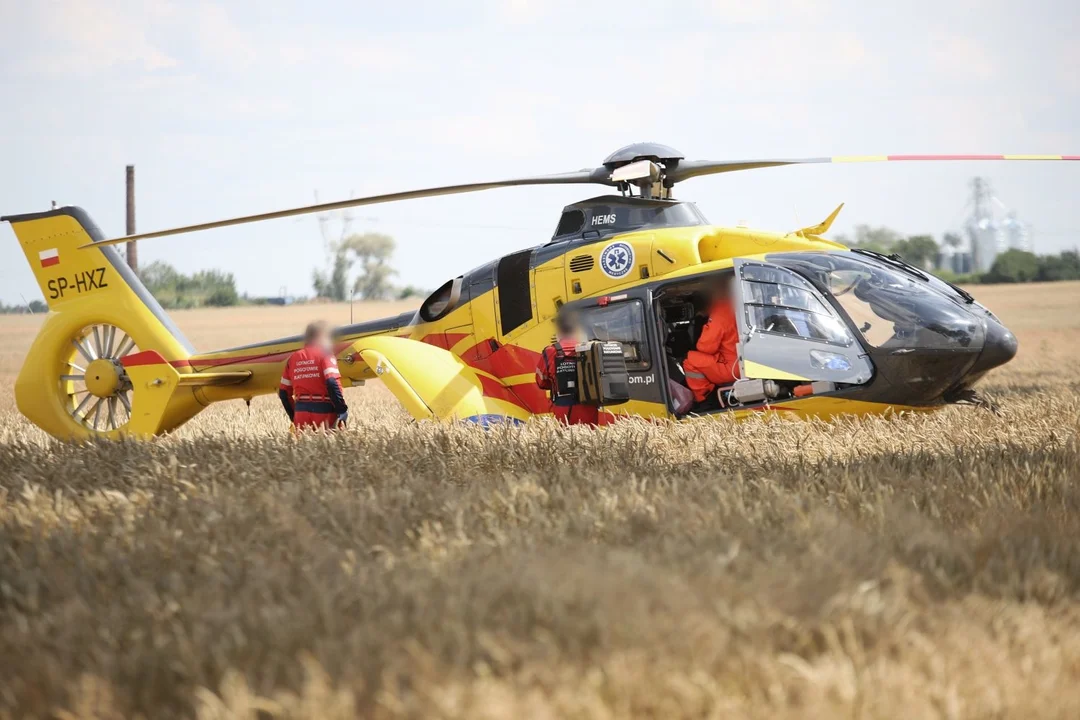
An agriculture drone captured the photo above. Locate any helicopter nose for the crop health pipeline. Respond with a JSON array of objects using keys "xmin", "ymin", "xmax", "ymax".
[{"xmin": 969, "ymin": 319, "xmax": 1018, "ymax": 376}]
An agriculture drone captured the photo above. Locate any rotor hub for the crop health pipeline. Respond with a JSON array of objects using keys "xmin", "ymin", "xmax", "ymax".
[
  {"xmin": 602, "ymin": 143, "xmax": 685, "ymax": 199},
  {"xmin": 602, "ymin": 142, "xmax": 684, "ymax": 169},
  {"xmin": 84, "ymin": 358, "xmax": 124, "ymax": 398}
]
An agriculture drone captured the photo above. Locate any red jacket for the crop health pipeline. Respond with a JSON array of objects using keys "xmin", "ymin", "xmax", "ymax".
[
  {"xmin": 279, "ymin": 345, "xmax": 348, "ymax": 429},
  {"xmin": 535, "ymin": 340, "xmax": 599, "ymax": 426},
  {"xmin": 683, "ymin": 300, "xmax": 741, "ymax": 402}
]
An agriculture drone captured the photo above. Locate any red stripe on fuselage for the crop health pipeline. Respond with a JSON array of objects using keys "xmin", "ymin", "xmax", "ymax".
[
  {"xmin": 462, "ymin": 340, "xmax": 542, "ymax": 380},
  {"xmin": 187, "ymin": 351, "xmax": 292, "ymax": 369},
  {"xmin": 123, "ymin": 350, "xmax": 170, "ymax": 367},
  {"xmin": 477, "ymin": 375, "xmax": 528, "ymax": 410},
  {"xmin": 506, "ymin": 380, "xmax": 550, "ymax": 414}
]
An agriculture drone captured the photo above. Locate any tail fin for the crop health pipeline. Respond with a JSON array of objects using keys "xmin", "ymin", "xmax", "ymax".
[
  {"xmin": 4, "ymin": 207, "xmax": 192, "ymax": 352},
  {"xmin": 3, "ymin": 207, "xmax": 201, "ymax": 439}
]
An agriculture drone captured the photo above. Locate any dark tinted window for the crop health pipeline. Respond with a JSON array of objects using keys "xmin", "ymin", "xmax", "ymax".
[
  {"xmin": 555, "ymin": 210, "xmax": 585, "ymax": 236},
  {"xmin": 773, "ymin": 253, "xmax": 985, "ymax": 350},
  {"xmin": 497, "ymin": 250, "xmax": 533, "ymax": 334},
  {"xmin": 558, "ymin": 202, "xmax": 708, "ymax": 238},
  {"xmin": 579, "ymin": 300, "xmax": 650, "ymax": 369}
]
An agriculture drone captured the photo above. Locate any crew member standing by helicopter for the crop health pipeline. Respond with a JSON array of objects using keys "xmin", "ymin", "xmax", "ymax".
[
  {"xmin": 683, "ymin": 276, "xmax": 741, "ymax": 406},
  {"xmin": 535, "ymin": 310, "xmax": 599, "ymax": 426},
  {"xmin": 278, "ymin": 321, "xmax": 349, "ymax": 431}
]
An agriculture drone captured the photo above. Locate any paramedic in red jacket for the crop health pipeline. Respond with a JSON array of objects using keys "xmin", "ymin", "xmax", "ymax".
[
  {"xmin": 683, "ymin": 276, "xmax": 741, "ymax": 404},
  {"xmin": 279, "ymin": 321, "xmax": 348, "ymax": 430},
  {"xmin": 535, "ymin": 311, "xmax": 599, "ymax": 426}
]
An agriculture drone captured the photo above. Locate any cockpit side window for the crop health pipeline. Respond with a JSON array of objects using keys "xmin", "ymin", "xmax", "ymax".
[
  {"xmin": 739, "ymin": 263, "xmax": 856, "ymax": 347},
  {"xmin": 578, "ymin": 301, "xmax": 651, "ymax": 370}
]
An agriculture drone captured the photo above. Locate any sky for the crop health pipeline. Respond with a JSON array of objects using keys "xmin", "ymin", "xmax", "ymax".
[{"xmin": 1, "ymin": 0, "xmax": 1078, "ymax": 305}]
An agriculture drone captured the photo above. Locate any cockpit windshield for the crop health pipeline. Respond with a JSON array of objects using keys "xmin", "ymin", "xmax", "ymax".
[{"xmin": 771, "ymin": 253, "xmax": 985, "ymax": 351}]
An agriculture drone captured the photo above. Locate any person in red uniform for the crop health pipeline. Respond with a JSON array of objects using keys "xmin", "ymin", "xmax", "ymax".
[
  {"xmin": 279, "ymin": 321, "xmax": 348, "ymax": 431},
  {"xmin": 535, "ymin": 311, "xmax": 599, "ymax": 426},
  {"xmin": 683, "ymin": 276, "xmax": 741, "ymax": 405}
]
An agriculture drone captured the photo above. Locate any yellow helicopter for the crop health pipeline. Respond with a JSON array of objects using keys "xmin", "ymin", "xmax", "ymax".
[{"xmin": 4, "ymin": 143, "xmax": 1076, "ymax": 440}]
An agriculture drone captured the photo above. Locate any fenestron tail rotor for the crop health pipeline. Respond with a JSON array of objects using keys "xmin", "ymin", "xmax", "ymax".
[
  {"xmin": 61, "ymin": 324, "xmax": 139, "ymax": 435},
  {"xmin": 80, "ymin": 144, "xmax": 1079, "ymax": 248}
]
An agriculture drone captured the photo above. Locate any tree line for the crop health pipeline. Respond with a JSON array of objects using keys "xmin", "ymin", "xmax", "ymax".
[
  {"xmin": 2, "ymin": 229, "xmax": 418, "ymax": 313},
  {"xmin": 0, "ymin": 299, "xmax": 48, "ymax": 314},
  {"xmin": 834, "ymin": 224, "xmax": 1080, "ymax": 284},
  {"xmin": 138, "ymin": 261, "xmax": 240, "ymax": 309}
]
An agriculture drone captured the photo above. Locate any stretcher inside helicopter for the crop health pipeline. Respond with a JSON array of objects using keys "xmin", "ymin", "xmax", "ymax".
[{"xmin": 562, "ymin": 248, "xmax": 1016, "ymax": 418}]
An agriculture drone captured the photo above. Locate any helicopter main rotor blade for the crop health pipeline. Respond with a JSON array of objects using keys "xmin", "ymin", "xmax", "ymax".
[
  {"xmin": 78, "ymin": 152, "xmax": 1078, "ymax": 247},
  {"xmin": 667, "ymin": 154, "xmax": 1079, "ymax": 184},
  {"xmin": 80, "ymin": 169, "xmax": 612, "ymax": 248}
]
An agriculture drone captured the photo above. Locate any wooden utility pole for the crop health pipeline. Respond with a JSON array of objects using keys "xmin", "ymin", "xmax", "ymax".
[{"xmin": 125, "ymin": 165, "xmax": 137, "ymax": 271}]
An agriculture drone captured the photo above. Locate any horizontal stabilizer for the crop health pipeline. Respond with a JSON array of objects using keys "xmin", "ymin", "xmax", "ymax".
[
  {"xmin": 343, "ymin": 336, "xmax": 530, "ymax": 423},
  {"xmin": 123, "ymin": 351, "xmax": 251, "ymax": 387}
]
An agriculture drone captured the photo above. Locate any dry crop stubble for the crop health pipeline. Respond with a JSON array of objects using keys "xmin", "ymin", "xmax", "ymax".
[{"xmin": 2, "ymin": 284, "xmax": 1080, "ymax": 719}]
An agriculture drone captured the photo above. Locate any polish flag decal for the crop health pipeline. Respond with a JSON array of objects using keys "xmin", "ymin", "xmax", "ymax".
[{"xmin": 39, "ymin": 248, "xmax": 59, "ymax": 268}]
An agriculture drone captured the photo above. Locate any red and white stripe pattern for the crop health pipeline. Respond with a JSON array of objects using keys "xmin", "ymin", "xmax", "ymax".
[
  {"xmin": 829, "ymin": 154, "xmax": 1080, "ymax": 163},
  {"xmin": 39, "ymin": 248, "xmax": 60, "ymax": 268}
]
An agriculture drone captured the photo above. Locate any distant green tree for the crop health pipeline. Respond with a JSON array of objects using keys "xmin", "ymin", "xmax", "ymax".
[
  {"xmin": 891, "ymin": 235, "xmax": 939, "ymax": 269},
  {"xmin": 837, "ymin": 224, "xmax": 903, "ymax": 254},
  {"xmin": 984, "ymin": 249, "xmax": 1040, "ymax": 283},
  {"xmin": 204, "ymin": 290, "xmax": 233, "ymax": 307},
  {"xmin": 139, "ymin": 261, "xmax": 240, "ymax": 308},
  {"xmin": 313, "ymin": 252, "xmax": 351, "ymax": 301},
  {"xmin": 933, "ymin": 269, "xmax": 981, "ymax": 285},
  {"xmin": 0, "ymin": 298, "xmax": 48, "ymax": 314},
  {"xmin": 397, "ymin": 285, "xmax": 429, "ymax": 300},
  {"xmin": 1036, "ymin": 250, "xmax": 1080, "ymax": 282},
  {"xmin": 312, "ymin": 230, "xmax": 399, "ymax": 302},
  {"xmin": 343, "ymin": 232, "xmax": 397, "ymax": 301}
]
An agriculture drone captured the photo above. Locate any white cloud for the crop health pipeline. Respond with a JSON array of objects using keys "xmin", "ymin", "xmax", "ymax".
[
  {"xmin": 21, "ymin": 0, "xmax": 177, "ymax": 74},
  {"xmin": 929, "ymin": 32, "xmax": 996, "ymax": 82},
  {"xmin": 495, "ymin": 0, "xmax": 548, "ymax": 25},
  {"xmin": 191, "ymin": 1, "xmax": 259, "ymax": 71},
  {"xmin": 701, "ymin": 0, "xmax": 818, "ymax": 24}
]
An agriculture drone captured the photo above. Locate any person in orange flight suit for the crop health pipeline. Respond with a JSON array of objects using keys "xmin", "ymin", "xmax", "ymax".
[
  {"xmin": 683, "ymin": 276, "xmax": 741, "ymax": 405},
  {"xmin": 278, "ymin": 321, "xmax": 349, "ymax": 431},
  {"xmin": 535, "ymin": 310, "xmax": 599, "ymax": 426}
]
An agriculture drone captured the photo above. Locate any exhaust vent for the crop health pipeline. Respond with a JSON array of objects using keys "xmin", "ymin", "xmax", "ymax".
[{"xmin": 569, "ymin": 255, "xmax": 595, "ymax": 273}]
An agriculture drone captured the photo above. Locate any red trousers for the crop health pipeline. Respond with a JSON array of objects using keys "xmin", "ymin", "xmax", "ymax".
[
  {"xmin": 293, "ymin": 412, "xmax": 339, "ymax": 430},
  {"xmin": 553, "ymin": 404, "xmax": 599, "ymax": 426}
]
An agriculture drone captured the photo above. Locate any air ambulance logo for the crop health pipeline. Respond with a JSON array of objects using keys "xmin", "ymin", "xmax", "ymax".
[
  {"xmin": 39, "ymin": 249, "xmax": 60, "ymax": 268},
  {"xmin": 599, "ymin": 241, "xmax": 634, "ymax": 279}
]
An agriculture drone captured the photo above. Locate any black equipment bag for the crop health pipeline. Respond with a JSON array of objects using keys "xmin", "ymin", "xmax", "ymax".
[{"xmin": 577, "ymin": 341, "xmax": 631, "ymax": 406}]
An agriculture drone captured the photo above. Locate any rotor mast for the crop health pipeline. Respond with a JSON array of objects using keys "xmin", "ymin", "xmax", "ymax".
[{"xmin": 603, "ymin": 142, "xmax": 685, "ymax": 200}]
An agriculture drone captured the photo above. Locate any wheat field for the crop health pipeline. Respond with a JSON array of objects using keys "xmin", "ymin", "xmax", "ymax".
[{"xmin": 2, "ymin": 284, "xmax": 1080, "ymax": 719}]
